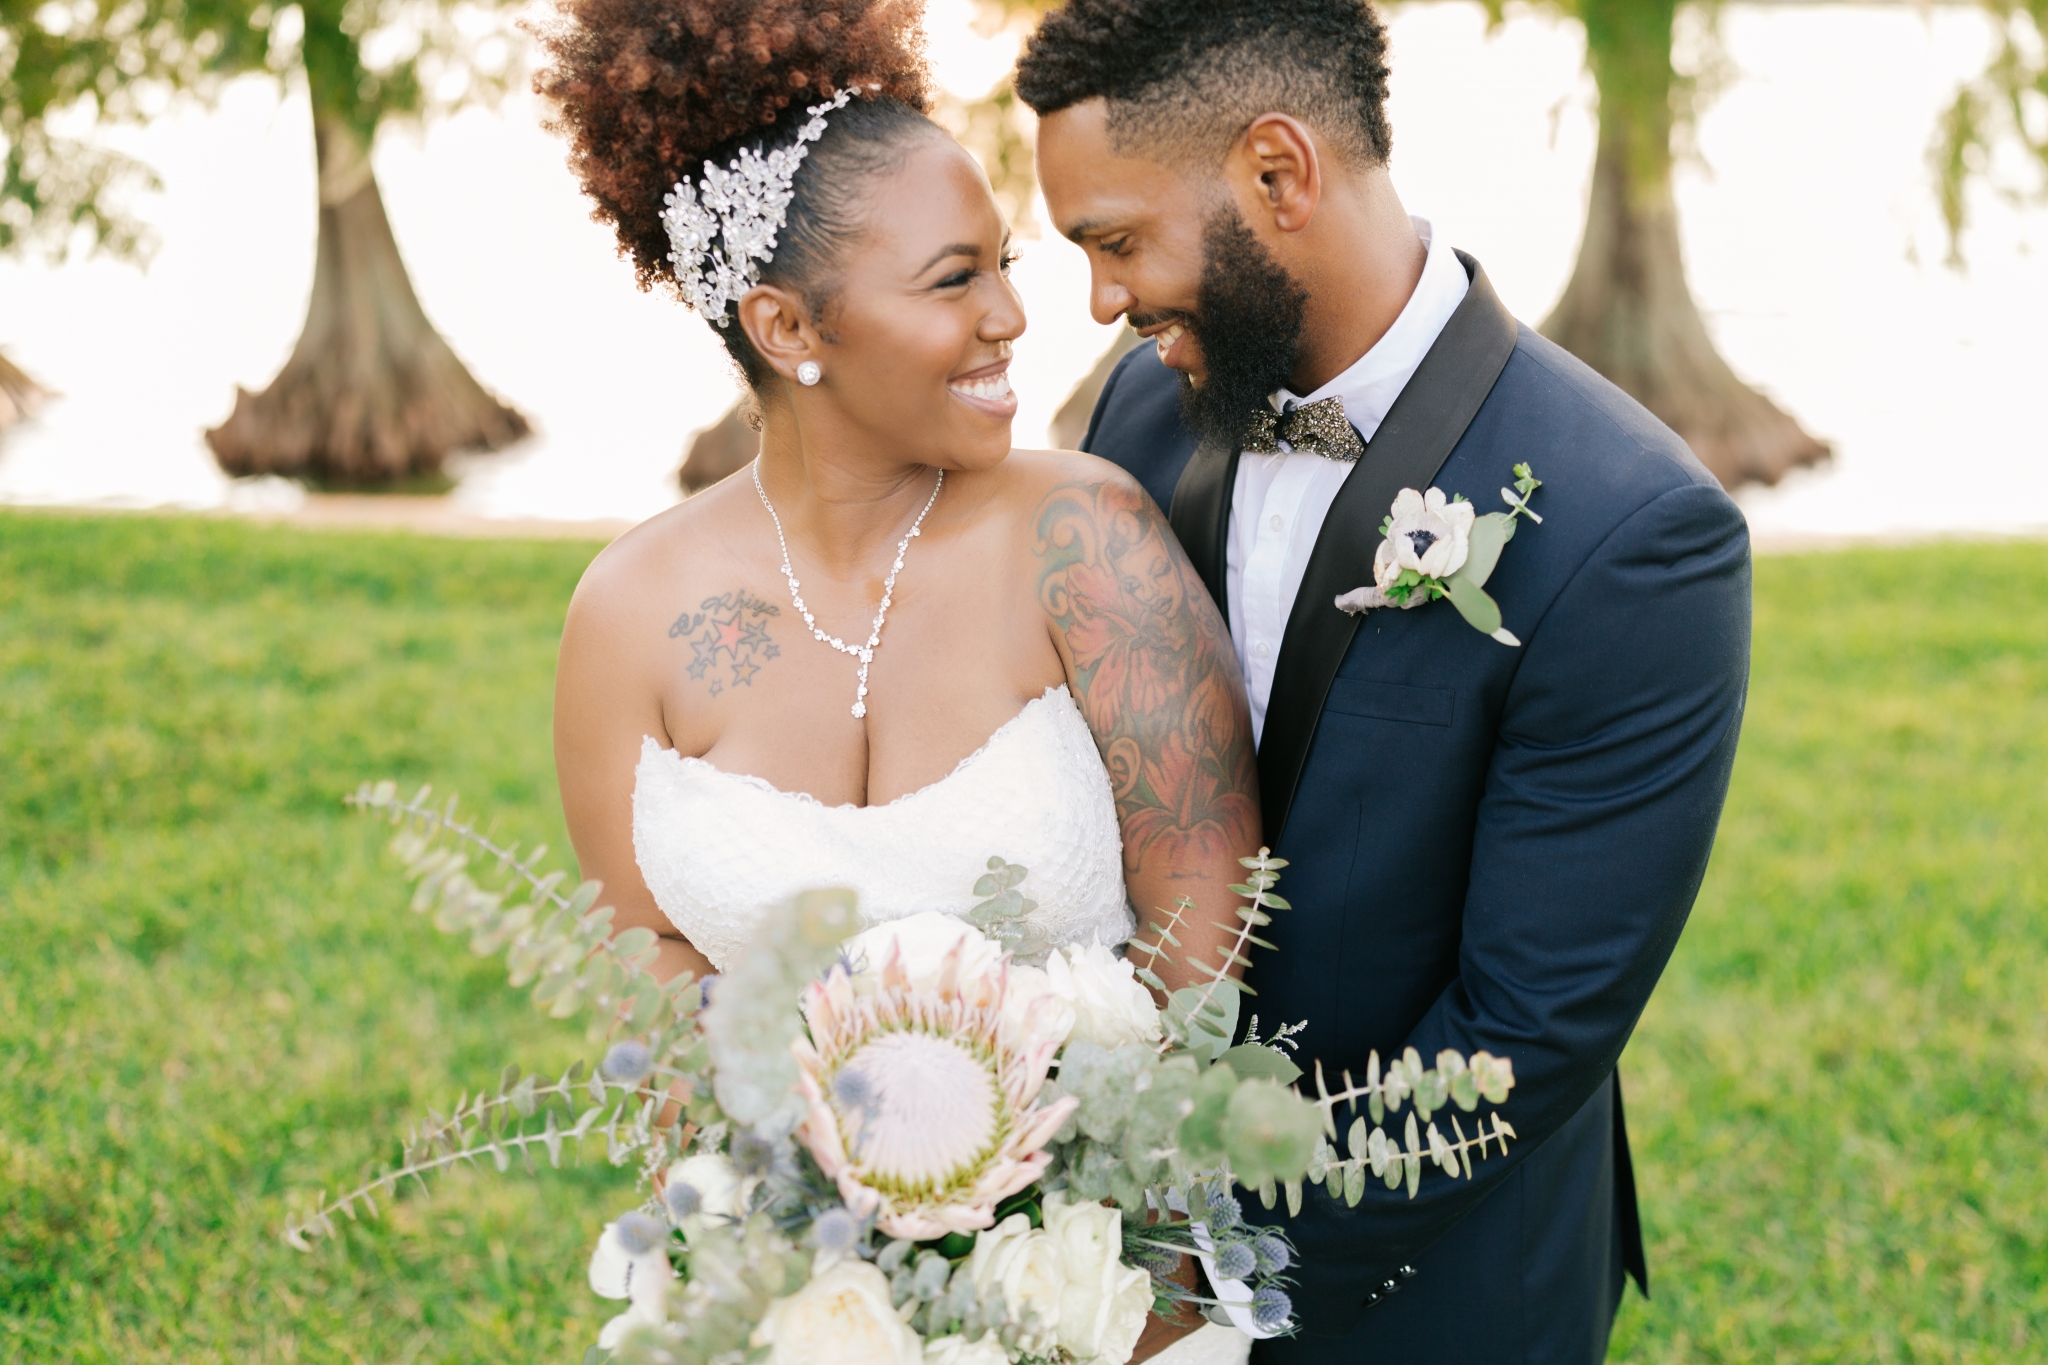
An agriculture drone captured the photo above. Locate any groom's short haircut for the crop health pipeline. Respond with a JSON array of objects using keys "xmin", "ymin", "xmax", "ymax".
[{"xmin": 1015, "ymin": 0, "xmax": 1393, "ymax": 170}]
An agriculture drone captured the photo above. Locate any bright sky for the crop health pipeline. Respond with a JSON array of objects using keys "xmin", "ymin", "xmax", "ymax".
[{"xmin": 1, "ymin": 2, "xmax": 2043, "ymax": 536}]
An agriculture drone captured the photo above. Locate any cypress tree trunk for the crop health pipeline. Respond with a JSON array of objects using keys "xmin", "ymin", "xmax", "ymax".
[
  {"xmin": 1543, "ymin": 0, "xmax": 1828, "ymax": 488},
  {"xmin": 206, "ymin": 89, "xmax": 528, "ymax": 484},
  {"xmin": 0, "ymin": 349, "xmax": 51, "ymax": 430},
  {"xmin": 679, "ymin": 401, "xmax": 760, "ymax": 493}
]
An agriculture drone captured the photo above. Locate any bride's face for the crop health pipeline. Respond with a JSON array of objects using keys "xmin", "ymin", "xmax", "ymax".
[{"xmin": 772, "ymin": 137, "xmax": 1027, "ymax": 473}]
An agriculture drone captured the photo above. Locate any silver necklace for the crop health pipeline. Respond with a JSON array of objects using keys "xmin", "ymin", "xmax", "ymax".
[{"xmin": 752, "ymin": 458, "xmax": 944, "ymax": 719}]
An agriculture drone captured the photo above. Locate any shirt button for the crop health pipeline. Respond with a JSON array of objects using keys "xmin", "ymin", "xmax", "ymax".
[
  {"xmin": 1268, "ymin": 514, "xmax": 1285, "ymax": 532},
  {"xmin": 1253, "ymin": 640, "xmax": 1271, "ymax": 659}
]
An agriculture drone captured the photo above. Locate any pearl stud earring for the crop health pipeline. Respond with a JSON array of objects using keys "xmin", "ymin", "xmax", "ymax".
[{"xmin": 797, "ymin": 361, "xmax": 822, "ymax": 386}]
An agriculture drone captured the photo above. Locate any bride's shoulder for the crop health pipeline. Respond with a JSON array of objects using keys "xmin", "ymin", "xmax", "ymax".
[
  {"xmin": 563, "ymin": 477, "xmax": 749, "ymax": 638},
  {"xmin": 993, "ymin": 448, "xmax": 1159, "ymax": 515}
]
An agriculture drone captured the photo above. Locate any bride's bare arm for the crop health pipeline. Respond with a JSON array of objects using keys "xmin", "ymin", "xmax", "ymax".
[
  {"xmin": 555, "ymin": 551, "xmax": 719, "ymax": 988},
  {"xmin": 1032, "ymin": 468, "xmax": 1262, "ymax": 993}
]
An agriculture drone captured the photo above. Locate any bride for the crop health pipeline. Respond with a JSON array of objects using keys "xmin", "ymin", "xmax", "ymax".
[{"xmin": 540, "ymin": 0, "xmax": 1261, "ymax": 1359}]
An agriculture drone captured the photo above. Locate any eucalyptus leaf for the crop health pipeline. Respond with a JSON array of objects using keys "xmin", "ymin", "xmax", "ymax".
[
  {"xmin": 1454, "ymin": 511, "xmax": 1511, "ymax": 587},
  {"xmin": 1217, "ymin": 1043, "xmax": 1303, "ymax": 1086},
  {"xmin": 1445, "ymin": 573, "xmax": 1504, "ymax": 636}
]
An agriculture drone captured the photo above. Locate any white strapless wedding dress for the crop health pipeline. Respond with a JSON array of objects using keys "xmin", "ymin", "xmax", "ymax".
[{"xmin": 632, "ymin": 684, "xmax": 1251, "ymax": 1365}]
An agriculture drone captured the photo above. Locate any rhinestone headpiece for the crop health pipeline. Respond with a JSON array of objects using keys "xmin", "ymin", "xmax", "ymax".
[{"xmin": 660, "ymin": 87, "xmax": 857, "ymax": 326}]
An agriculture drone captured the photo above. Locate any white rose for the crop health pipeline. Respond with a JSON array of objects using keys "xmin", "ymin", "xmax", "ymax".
[
  {"xmin": 846, "ymin": 911, "xmax": 1004, "ymax": 993},
  {"xmin": 923, "ymin": 1334, "xmax": 1011, "ymax": 1365},
  {"xmin": 1001, "ymin": 962, "xmax": 1078, "ymax": 1053},
  {"xmin": 665, "ymin": 1152, "xmax": 747, "ymax": 1220},
  {"xmin": 967, "ymin": 1212, "xmax": 1068, "ymax": 1352},
  {"xmin": 1042, "ymin": 1194, "xmax": 1154, "ymax": 1365},
  {"xmin": 1375, "ymin": 486, "xmax": 1475, "ymax": 595},
  {"xmin": 753, "ymin": 1260, "xmax": 924, "ymax": 1365},
  {"xmin": 1046, "ymin": 943, "xmax": 1162, "ymax": 1052}
]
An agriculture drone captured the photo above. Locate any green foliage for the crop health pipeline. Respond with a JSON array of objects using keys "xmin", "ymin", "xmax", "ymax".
[
  {"xmin": 277, "ymin": 782, "xmax": 724, "ymax": 1249},
  {"xmin": 1609, "ymin": 539, "xmax": 2048, "ymax": 1362},
  {"xmin": 2, "ymin": 0, "xmax": 521, "ymax": 261},
  {"xmin": 5, "ymin": 510, "xmax": 2045, "ymax": 1360},
  {"xmin": 0, "ymin": 509, "xmax": 614, "ymax": 1362},
  {"xmin": 1931, "ymin": 0, "xmax": 2048, "ymax": 263},
  {"xmin": 968, "ymin": 854, "xmax": 1047, "ymax": 958}
]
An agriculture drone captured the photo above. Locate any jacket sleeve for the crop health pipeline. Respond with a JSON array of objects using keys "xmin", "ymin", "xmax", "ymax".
[{"xmin": 1291, "ymin": 479, "xmax": 1753, "ymax": 1326}]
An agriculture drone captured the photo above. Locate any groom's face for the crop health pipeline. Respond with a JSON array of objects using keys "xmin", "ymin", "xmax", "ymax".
[
  {"xmin": 1036, "ymin": 100, "xmax": 1221, "ymax": 382},
  {"xmin": 1038, "ymin": 100, "xmax": 1309, "ymax": 450}
]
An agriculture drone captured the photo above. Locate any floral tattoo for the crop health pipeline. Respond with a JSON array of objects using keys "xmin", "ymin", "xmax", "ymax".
[
  {"xmin": 671, "ymin": 589, "xmax": 780, "ymax": 697},
  {"xmin": 1034, "ymin": 479, "xmax": 1259, "ymax": 876}
]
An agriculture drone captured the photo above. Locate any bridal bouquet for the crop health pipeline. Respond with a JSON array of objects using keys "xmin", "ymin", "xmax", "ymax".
[{"xmin": 287, "ymin": 785, "xmax": 1519, "ymax": 1365}]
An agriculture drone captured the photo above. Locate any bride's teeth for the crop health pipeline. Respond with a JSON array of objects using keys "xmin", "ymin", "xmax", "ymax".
[{"xmin": 951, "ymin": 373, "xmax": 1013, "ymax": 401}]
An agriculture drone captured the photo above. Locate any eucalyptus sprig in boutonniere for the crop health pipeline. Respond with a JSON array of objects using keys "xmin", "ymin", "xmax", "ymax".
[{"xmin": 1335, "ymin": 464, "xmax": 1544, "ymax": 646}]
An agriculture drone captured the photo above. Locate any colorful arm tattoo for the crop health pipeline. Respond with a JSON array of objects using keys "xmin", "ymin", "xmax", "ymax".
[{"xmin": 1034, "ymin": 477, "xmax": 1260, "ymax": 876}]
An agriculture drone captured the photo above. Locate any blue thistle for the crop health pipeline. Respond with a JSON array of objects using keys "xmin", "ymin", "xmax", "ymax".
[
  {"xmin": 613, "ymin": 1211, "xmax": 667, "ymax": 1256},
  {"xmin": 1252, "ymin": 1285, "xmax": 1293, "ymax": 1331},
  {"xmin": 662, "ymin": 1181, "xmax": 701, "ymax": 1222},
  {"xmin": 600, "ymin": 1039, "xmax": 652, "ymax": 1083},
  {"xmin": 1252, "ymin": 1235, "xmax": 1292, "ymax": 1275},
  {"xmin": 1214, "ymin": 1241, "xmax": 1256, "ymax": 1281}
]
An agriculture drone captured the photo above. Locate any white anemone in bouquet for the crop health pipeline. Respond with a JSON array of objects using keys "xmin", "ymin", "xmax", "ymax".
[{"xmin": 793, "ymin": 913, "xmax": 1079, "ymax": 1240}]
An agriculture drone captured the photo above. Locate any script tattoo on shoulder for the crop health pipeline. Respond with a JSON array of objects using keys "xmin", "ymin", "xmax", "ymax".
[
  {"xmin": 670, "ymin": 589, "xmax": 780, "ymax": 697},
  {"xmin": 1033, "ymin": 478, "xmax": 1259, "ymax": 874}
]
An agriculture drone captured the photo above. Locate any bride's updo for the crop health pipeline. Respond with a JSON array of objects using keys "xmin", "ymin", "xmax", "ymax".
[{"xmin": 535, "ymin": 0, "xmax": 939, "ymax": 384}]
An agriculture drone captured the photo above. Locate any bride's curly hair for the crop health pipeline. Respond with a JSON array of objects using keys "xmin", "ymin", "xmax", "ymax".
[{"xmin": 533, "ymin": 0, "xmax": 938, "ymax": 384}]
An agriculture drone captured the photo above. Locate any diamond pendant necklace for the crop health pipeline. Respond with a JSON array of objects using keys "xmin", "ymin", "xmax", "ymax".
[{"xmin": 752, "ymin": 458, "xmax": 944, "ymax": 720}]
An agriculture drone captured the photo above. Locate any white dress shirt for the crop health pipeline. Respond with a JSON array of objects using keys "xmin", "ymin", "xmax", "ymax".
[{"xmin": 1226, "ymin": 217, "xmax": 1470, "ymax": 744}]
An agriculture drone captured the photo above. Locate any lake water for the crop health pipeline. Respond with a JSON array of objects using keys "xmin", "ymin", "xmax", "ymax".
[{"xmin": 2, "ymin": 1, "xmax": 2043, "ymax": 538}]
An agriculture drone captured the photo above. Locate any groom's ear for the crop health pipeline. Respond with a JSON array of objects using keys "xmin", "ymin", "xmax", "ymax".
[
  {"xmin": 1230, "ymin": 113, "xmax": 1323, "ymax": 236},
  {"xmin": 737, "ymin": 285, "xmax": 822, "ymax": 382}
]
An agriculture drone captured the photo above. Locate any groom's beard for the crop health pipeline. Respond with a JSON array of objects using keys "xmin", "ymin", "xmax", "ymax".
[{"xmin": 1175, "ymin": 206, "xmax": 1310, "ymax": 452}]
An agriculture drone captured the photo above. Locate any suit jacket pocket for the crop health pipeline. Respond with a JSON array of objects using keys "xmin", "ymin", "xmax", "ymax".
[{"xmin": 1324, "ymin": 677, "xmax": 1455, "ymax": 728}]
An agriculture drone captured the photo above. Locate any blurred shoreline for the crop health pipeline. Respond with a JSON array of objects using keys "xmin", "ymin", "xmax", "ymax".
[{"xmin": 6, "ymin": 498, "xmax": 2041, "ymax": 557}]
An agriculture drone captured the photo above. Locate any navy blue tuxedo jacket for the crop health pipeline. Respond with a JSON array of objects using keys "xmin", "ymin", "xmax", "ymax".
[{"xmin": 1082, "ymin": 256, "xmax": 1751, "ymax": 1363}]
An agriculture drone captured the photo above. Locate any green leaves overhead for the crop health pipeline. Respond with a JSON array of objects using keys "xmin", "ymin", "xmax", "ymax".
[{"xmin": 2, "ymin": 0, "xmax": 524, "ymax": 261}]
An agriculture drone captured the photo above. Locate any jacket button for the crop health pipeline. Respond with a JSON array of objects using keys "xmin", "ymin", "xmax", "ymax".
[
  {"xmin": 1364, "ymin": 1291, "xmax": 1383, "ymax": 1308},
  {"xmin": 1396, "ymin": 1264, "xmax": 1418, "ymax": 1280},
  {"xmin": 1381, "ymin": 1278, "xmax": 1400, "ymax": 1295}
]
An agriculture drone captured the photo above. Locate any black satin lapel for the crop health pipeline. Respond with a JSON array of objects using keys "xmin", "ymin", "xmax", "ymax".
[
  {"xmin": 1257, "ymin": 253, "xmax": 1520, "ymax": 842},
  {"xmin": 1167, "ymin": 437, "xmax": 1239, "ymax": 628}
]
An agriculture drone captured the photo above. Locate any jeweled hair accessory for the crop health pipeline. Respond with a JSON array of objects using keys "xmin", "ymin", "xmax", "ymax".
[{"xmin": 660, "ymin": 87, "xmax": 857, "ymax": 326}]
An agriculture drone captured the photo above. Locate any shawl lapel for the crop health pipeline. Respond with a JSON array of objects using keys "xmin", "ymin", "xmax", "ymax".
[{"xmin": 1257, "ymin": 252, "xmax": 1519, "ymax": 842}]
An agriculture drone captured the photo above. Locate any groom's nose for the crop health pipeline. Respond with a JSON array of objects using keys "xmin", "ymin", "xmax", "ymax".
[{"xmin": 1089, "ymin": 270, "xmax": 1136, "ymax": 328}]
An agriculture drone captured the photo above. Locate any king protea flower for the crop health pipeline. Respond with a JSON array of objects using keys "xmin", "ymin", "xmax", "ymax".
[{"xmin": 792, "ymin": 914, "xmax": 1077, "ymax": 1240}]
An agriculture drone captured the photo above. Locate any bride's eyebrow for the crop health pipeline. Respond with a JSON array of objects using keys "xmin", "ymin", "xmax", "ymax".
[{"xmin": 916, "ymin": 243, "xmax": 982, "ymax": 274}]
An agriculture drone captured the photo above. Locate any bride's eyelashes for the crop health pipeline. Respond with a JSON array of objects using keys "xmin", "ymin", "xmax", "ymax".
[{"xmin": 932, "ymin": 252, "xmax": 1020, "ymax": 290}]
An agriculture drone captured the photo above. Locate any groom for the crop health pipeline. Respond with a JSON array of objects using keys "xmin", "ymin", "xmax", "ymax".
[{"xmin": 1020, "ymin": 1, "xmax": 1751, "ymax": 1360}]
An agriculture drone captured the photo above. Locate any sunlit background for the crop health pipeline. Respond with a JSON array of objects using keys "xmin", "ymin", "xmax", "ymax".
[{"xmin": 2, "ymin": 0, "xmax": 2044, "ymax": 537}]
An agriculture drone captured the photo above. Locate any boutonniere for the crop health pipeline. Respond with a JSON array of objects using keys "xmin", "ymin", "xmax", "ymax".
[{"xmin": 1335, "ymin": 463, "xmax": 1544, "ymax": 646}]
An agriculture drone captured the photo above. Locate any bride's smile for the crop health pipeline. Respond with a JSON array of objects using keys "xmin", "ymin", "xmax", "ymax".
[{"xmin": 947, "ymin": 357, "xmax": 1017, "ymax": 419}]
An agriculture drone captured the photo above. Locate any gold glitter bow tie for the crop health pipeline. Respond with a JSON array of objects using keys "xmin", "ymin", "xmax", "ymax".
[{"xmin": 1242, "ymin": 395, "xmax": 1366, "ymax": 462}]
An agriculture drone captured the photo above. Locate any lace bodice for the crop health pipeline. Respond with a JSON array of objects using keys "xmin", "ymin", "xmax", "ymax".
[{"xmin": 632, "ymin": 686, "xmax": 1134, "ymax": 971}]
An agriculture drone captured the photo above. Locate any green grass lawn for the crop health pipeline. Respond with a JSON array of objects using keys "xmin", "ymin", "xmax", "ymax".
[{"xmin": 2, "ymin": 510, "xmax": 2042, "ymax": 1363}]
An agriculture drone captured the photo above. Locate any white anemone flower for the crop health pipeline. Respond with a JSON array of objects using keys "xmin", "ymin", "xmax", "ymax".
[
  {"xmin": 793, "ymin": 916, "xmax": 1077, "ymax": 1240},
  {"xmin": 1373, "ymin": 486, "xmax": 1476, "ymax": 596}
]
